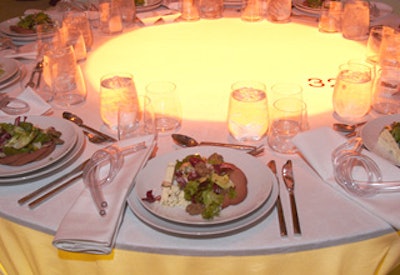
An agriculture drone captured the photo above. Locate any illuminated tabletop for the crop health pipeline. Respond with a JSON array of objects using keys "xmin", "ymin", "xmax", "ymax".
[{"xmin": 0, "ymin": 15, "xmax": 400, "ymax": 275}]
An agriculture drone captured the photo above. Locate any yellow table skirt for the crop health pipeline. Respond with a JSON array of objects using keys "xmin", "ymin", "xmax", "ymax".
[{"xmin": 0, "ymin": 218, "xmax": 399, "ymax": 275}]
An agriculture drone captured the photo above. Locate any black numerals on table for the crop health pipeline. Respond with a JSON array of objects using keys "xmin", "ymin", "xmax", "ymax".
[{"xmin": 308, "ymin": 78, "xmax": 336, "ymax": 88}]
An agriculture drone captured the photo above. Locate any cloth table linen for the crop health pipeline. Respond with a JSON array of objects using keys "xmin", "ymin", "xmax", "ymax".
[
  {"xmin": 0, "ymin": 87, "xmax": 52, "ymax": 118},
  {"xmin": 53, "ymin": 135, "xmax": 156, "ymax": 254},
  {"xmin": 292, "ymin": 127, "xmax": 400, "ymax": 229}
]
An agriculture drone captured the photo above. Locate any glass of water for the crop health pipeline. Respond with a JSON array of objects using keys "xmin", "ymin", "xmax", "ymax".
[
  {"xmin": 100, "ymin": 73, "xmax": 139, "ymax": 133},
  {"xmin": 228, "ymin": 81, "xmax": 269, "ymax": 141},
  {"xmin": 267, "ymin": 98, "xmax": 306, "ymax": 154},
  {"xmin": 332, "ymin": 63, "xmax": 372, "ymax": 122}
]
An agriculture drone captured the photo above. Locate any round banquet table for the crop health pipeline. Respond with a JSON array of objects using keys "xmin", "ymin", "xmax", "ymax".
[{"xmin": 1, "ymin": 9, "xmax": 400, "ymax": 275}]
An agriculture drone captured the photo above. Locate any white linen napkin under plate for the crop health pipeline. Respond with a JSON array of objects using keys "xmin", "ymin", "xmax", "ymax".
[
  {"xmin": 53, "ymin": 135, "xmax": 156, "ymax": 254},
  {"xmin": 0, "ymin": 87, "xmax": 52, "ymax": 118},
  {"xmin": 292, "ymin": 126, "xmax": 400, "ymax": 229}
]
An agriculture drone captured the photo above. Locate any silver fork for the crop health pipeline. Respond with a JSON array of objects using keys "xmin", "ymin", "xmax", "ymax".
[{"xmin": 25, "ymin": 61, "xmax": 43, "ymax": 88}]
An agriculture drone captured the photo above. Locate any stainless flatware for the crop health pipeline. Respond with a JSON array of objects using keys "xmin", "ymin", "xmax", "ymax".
[
  {"xmin": 172, "ymin": 133, "xmax": 257, "ymax": 151},
  {"xmin": 62, "ymin": 111, "xmax": 117, "ymax": 142},
  {"xmin": 282, "ymin": 160, "xmax": 302, "ymax": 235},
  {"xmin": 18, "ymin": 159, "xmax": 90, "ymax": 206},
  {"xmin": 25, "ymin": 61, "xmax": 43, "ymax": 88},
  {"xmin": 332, "ymin": 121, "xmax": 366, "ymax": 133},
  {"xmin": 267, "ymin": 160, "xmax": 288, "ymax": 237},
  {"xmin": 83, "ymin": 130, "xmax": 109, "ymax": 144}
]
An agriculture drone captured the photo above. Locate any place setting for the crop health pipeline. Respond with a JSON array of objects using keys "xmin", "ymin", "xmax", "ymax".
[{"xmin": 0, "ymin": 115, "xmax": 85, "ymax": 185}]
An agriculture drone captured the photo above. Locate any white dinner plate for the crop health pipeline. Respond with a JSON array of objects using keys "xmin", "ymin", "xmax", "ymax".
[
  {"xmin": 0, "ymin": 61, "xmax": 26, "ymax": 90},
  {"xmin": 137, "ymin": 0, "xmax": 163, "ymax": 12},
  {"xmin": 0, "ymin": 17, "xmax": 38, "ymax": 38},
  {"xmin": 135, "ymin": 147, "xmax": 274, "ymax": 226},
  {"xmin": 360, "ymin": 114, "xmax": 400, "ymax": 163},
  {"xmin": 128, "ymin": 176, "xmax": 277, "ymax": 237},
  {"xmin": 0, "ymin": 116, "xmax": 78, "ymax": 177},
  {"xmin": 0, "ymin": 58, "xmax": 19, "ymax": 83},
  {"xmin": 0, "ymin": 127, "xmax": 84, "ymax": 184}
]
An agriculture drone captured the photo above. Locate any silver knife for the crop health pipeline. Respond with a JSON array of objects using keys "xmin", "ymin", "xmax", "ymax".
[
  {"xmin": 282, "ymin": 160, "xmax": 302, "ymax": 235},
  {"xmin": 18, "ymin": 159, "xmax": 90, "ymax": 205},
  {"xmin": 267, "ymin": 160, "xmax": 288, "ymax": 237}
]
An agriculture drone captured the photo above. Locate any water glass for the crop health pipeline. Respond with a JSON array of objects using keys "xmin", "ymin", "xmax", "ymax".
[
  {"xmin": 180, "ymin": 0, "xmax": 200, "ymax": 21},
  {"xmin": 371, "ymin": 67, "xmax": 400, "ymax": 115},
  {"xmin": 118, "ymin": 0, "xmax": 136, "ymax": 26},
  {"xmin": 62, "ymin": 11, "xmax": 93, "ymax": 61},
  {"xmin": 366, "ymin": 25, "xmax": 384, "ymax": 64},
  {"xmin": 36, "ymin": 23, "xmax": 63, "ymax": 102},
  {"xmin": 268, "ymin": 98, "xmax": 306, "ymax": 154},
  {"xmin": 270, "ymin": 83, "xmax": 309, "ymax": 130},
  {"xmin": 199, "ymin": 0, "xmax": 223, "ymax": 19},
  {"xmin": 318, "ymin": 0, "xmax": 343, "ymax": 33},
  {"xmin": 100, "ymin": 73, "xmax": 139, "ymax": 132},
  {"xmin": 47, "ymin": 45, "xmax": 87, "ymax": 107},
  {"xmin": 145, "ymin": 81, "xmax": 181, "ymax": 132},
  {"xmin": 227, "ymin": 81, "xmax": 269, "ymax": 141},
  {"xmin": 342, "ymin": 0, "xmax": 369, "ymax": 41},
  {"xmin": 266, "ymin": 0, "xmax": 292, "ymax": 23},
  {"xmin": 332, "ymin": 63, "xmax": 372, "ymax": 122},
  {"xmin": 378, "ymin": 26, "xmax": 400, "ymax": 68},
  {"xmin": 99, "ymin": 0, "xmax": 123, "ymax": 35},
  {"xmin": 241, "ymin": 0, "xmax": 262, "ymax": 22},
  {"xmin": 118, "ymin": 96, "xmax": 156, "ymax": 140}
]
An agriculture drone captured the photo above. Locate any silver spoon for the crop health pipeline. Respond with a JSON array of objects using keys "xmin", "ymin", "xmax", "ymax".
[
  {"xmin": 333, "ymin": 121, "xmax": 366, "ymax": 133},
  {"xmin": 171, "ymin": 133, "xmax": 258, "ymax": 151},
  {"xmin": 62, "ymin": 112, "xmax": 117, "ymax": 142},
  {"xmin": 83, "ymin": 130, "xmax": 109, "ymax": 144}
]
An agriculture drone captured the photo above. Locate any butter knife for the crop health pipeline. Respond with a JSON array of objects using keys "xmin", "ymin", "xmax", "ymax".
[
  {"xmin": 267, "ymin": 160, "xmax": 288, "ymax": 237},
  {"xmin": 282, "ymin": 160, "xmax": 302, "ymax": 235}
]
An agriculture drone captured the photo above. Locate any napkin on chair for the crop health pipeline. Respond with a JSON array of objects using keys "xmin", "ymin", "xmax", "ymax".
[
  {"xmin": 0, "ymin": 87, "xmax": 52, "ymax": 118},
  {"xmin": 53, "ymin": 135, "xmax": 156, "ymax": 254},
  {"xmin": 292, "ymin": 126, "xmax": 400, "ymax": 229},
  {"xmin": 136, "ymin": 10, "xmax": 181, "ymax": 26}
]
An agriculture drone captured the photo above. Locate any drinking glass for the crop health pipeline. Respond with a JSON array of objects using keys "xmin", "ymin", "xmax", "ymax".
[
  {"xmin": 241, "ymin": 0, "xmax": 262, "ymax": 22},
  {"xmin": 227, "ymin": 81, "xmax": 269, "ymax": 141},
  {"xmin": 332, "ymin": 63, "xmax": 372, "ymax": 122},
  {"xmin": 378, "ymin": 26, "xmax": 400, "ymax": 68},
  {"xmin": 366, "ymin": 25, "xmax": 384, "ymax": 64},
  {"xmin": 62, "ymin": 11, "xmax": 93, "ymax": 61},
  {"xmin": 199, "ymin": 0, "xmax": 223, "ymax": 19},
  {"xmin": 36, "ymin": 23, "xmax": 63, "ymax": 102},
  {"xmin": 99, "ymin": 0, "xmax": 123, "ymax": 35},
  {"xmin": 47, "ymin": 45, "xmax": 87, "ymax": 107},
  {"xmin": 268, "ymin": 98, "xmax": 306, "ymax": 154},
  {"xmin": 119, "ymin": 0, "xmax": 136, "ymax": 27},
  {"xmin": 180, "ymin": 0, "xmax": 200, "ymax": 21},
  {"xmin": 371, "ymin": 67, "xmax": 400, "ymax": 115},
  {"xmin": 342, "ymin": 0, "xmax": 370, "ymax": 41},
  {"xmin": 145, "ymin": 81, "xmax": 181, "ymax": 132},
  {"xmin": 100, "ymin": 73, "xmax": 139, "ymax": 132},
  {"xmin": 266, "ymin": 0, "xmax": 292, "ymax": 23},
  {"xmin": 318, "ymin": 0, "xmax": 343, "ymax": 33},
  {"xmin": 270, "ymin": 83, "xmax": 309, "ymax": 130}
]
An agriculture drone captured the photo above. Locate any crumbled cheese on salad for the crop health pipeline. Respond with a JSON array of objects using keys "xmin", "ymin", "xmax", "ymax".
[{"xmin": 160, "ymin": 185, "xmax": 189, "ymax": 207}]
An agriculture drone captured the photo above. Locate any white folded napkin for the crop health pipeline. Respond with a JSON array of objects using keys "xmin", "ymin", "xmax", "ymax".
[
  {"xmin": 137, "ymin": 10, "xmax": 181, "ymax": 26},
  {"xmin": 0, "ymin": 87, "xmax": 52, "ymax": 118},
  {"xmin": 292, "ymin": 126, "xmax": 400, "ymax": 229},
  {"xmin": 53, "ymin": 135, "xmax": 156, "ymax": 254}
]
